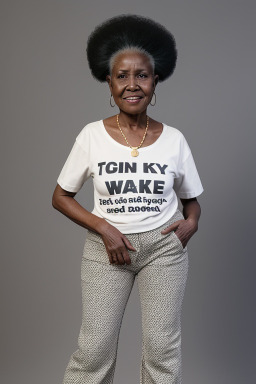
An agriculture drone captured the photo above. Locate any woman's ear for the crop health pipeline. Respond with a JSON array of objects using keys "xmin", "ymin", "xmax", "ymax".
[
  {"xmin": 154, "ymin": 74, "xmax": 159, "ymax": 87},
  {"xmin": 106, "ymin": 75, "xmax": 113, "ymax": 94},
  {"xmin": 106, "ymin": 75, "xmax": 111, "ymax": 86}
]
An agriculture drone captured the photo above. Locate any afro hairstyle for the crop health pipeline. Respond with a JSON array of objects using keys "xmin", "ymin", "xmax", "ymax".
[{"xmin": 86, "ymin": 14, "xmax": 177, "ymax": 82}]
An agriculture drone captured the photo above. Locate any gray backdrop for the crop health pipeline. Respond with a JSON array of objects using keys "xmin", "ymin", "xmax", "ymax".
[{"xmin": 1, "ymin": 1, "xmax": 256, "ymax": 383}]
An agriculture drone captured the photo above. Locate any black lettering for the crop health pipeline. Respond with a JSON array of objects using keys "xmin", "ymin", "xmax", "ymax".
[
  {"xmin": 139, "ymin": 179, "xmax": 152, "ymax": 193},
  {"xmin": 118, "ymin": 162, "xmax": 124, "ymax": 173},
  {"xmin": 153, "ymin": 180, "xmax": 165, "ymax": 194},
  {"xmin": 107, "ymin": 206, "xmax": 125, "ymax": 213},
  {"xmin": 143, "ymin": 163, "xmax": 157, "ymax": 173},
  {"xmin": 105, "ymin": 180, "xmax": 123, "ymax": 195},
  {"xmin": 156, "ymin": 163, "xmax": 168, "ymax": 174},
  {"xmin": 106, "ymin": 162, "xmax": 118, "ymax": 174},
  {"xmin": 125, "ymin": 162, "xmax": 137, "ymax": 173},
  {"xmin": 98, "ymin": 162, "xmax": 106, "ymax": 175},
  {"xmin": 123, "ymin": 180, "xmax": 138, "ymax": 193}
]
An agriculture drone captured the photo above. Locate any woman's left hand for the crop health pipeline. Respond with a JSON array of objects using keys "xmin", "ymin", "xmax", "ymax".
[{"xmin": 161, "ymin": 218, "xmax": 198, "ymax": 248}]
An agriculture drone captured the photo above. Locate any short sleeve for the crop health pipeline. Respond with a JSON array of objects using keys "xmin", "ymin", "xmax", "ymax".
[
  {"xmin": 57, "ymin": 138, "xmax": 91, "ymax": 193},
  {"xmin": 173, "ymin": 135, "xmax": 204, "ymax": 198}
]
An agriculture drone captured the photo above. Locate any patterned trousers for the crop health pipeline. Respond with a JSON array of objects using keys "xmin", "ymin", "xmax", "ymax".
[{"xmin": 62, "ymin": 208, "xmax": 189, "ymax": 384}]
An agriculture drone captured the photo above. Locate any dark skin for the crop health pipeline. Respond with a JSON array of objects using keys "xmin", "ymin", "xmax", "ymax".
[{"xmin": 52, "ymin": 51, "xmax": 202, "ymax": 265}]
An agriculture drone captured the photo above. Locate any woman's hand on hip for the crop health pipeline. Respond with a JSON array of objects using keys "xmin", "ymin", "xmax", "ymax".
[
  {"xmin": 97, "ymin": 221, "xmax": 136, "ymax": 265},
  {"xmin": 161, "ymin": 218, "xmax": 198, "ymax": 248}
]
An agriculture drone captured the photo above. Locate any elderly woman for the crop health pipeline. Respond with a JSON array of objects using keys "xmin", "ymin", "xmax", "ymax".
[{"xmin": 52, "ymin": 14, "xmax": 204, "ymax": 384}]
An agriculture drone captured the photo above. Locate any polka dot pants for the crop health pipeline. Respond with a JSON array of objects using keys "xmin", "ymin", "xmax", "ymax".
[{"xmin": 62, "ymin": 208, "xmax": 189, "ymax": 384}]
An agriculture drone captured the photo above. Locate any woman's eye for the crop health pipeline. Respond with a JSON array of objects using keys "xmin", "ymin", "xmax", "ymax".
[
  {"xmin": 138, "ymin": 74, "xmax": 147, "ymax": 78},
  {"xmin": 117, "ymin": 74, "xmax": 126, "ymax": 79}
]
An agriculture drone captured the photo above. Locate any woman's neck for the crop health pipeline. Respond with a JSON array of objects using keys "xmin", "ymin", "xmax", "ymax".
[{"xmin": 117, "ymin": 110, "xmax": 148, "ymax": 131}]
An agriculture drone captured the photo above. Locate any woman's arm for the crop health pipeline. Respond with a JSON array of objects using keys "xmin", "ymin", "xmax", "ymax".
[
  {"xmin": 52, "ymin": 184, "xmax": 105, "ymax": 233},
  {"xmin": 161, "ymin": 197, "xmax": 202, "ymax": 248},
  {"xmin": 52, "ymin": 184, "xmax": 135, "ymax": 264},
  {"xmin": 180, "ymin": 197, "xmax": 201, "ymax": 231}
]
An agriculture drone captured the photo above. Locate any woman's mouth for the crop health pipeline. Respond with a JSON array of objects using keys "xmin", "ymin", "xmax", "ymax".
[{"xmin": 123, "ymin": 96, "xmax": 143, "ymax": 103}]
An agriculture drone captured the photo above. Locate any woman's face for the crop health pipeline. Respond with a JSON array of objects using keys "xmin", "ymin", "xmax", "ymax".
[{"xmin": 106, "ymin": 51, "xmax": 158, "ymax": 115}]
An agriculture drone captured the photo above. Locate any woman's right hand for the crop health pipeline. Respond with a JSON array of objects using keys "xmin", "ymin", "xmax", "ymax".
[
  {"xmin": 97, "ymin": 220, "xmax": 136, "ymax": 265},
  {"xmin": 52, "ymin": 185, "xmax": 135, "ymax": 265}
]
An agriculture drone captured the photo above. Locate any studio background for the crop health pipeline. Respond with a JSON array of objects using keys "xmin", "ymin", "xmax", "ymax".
[{"xmin": 1, "ymin": 1, "xmax": 255, "ymax": 383}]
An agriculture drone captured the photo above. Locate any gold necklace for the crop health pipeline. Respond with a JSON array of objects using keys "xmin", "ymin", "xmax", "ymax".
[{"xmin": 116, "ymin": 114, "xmax": 149, "ymax": 157}]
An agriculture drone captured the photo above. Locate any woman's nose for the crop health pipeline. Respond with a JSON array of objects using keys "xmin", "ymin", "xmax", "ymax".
[{"xmin": 126, "ymin": 76, "xmax": 138, "ymax": 90}]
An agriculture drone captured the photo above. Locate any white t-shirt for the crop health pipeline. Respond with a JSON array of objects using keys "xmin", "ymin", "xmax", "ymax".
[{"xmin": 57, "ymin": 120, "xmax": 204, "ymax": 233}]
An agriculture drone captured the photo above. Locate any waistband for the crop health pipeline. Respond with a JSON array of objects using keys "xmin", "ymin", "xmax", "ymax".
[{"xmin": 87, "ymin": 208, "xmax": 184, "ymax": 240}]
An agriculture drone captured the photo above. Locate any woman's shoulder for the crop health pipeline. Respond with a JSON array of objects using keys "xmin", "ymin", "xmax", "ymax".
[
  {"xmin": 162, "ymin": 122, "xmax": 185, "ymax": 137},
  {"xmin": 147, "ymin": 117, "xmax": 184, "ymax": 139},
  {"xmin": 162, "ymin": 123, "xmax": 192, "ymax": 159},
  {"xmin": 80, "ymin": 119, "xmax": 103, "ymax": 132},
  {"xmin": 160, "ymin": 122, "xmax": 187, "ymax": 147},
  {"xmin": 76, "ymin": 119, "xmax": 103, "ymax": 141}
]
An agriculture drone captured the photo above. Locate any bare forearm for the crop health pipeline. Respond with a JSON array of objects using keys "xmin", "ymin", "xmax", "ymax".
[
  {"xmin": 52, "ymin": 184, "xmax": 135, "ymax": 265},
  {"xmin": 52, "ymin": 195, "xmax": 108, "ymax": 235},
  {"xmin": 181, "ymin": 198, "xmax": 201, "ymax": 228},
  {"xmin": 161, "ymin": 198, "xmax": 202, "ymax": 247}
]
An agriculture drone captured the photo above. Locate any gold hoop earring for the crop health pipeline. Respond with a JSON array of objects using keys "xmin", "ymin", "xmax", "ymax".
[
  {"xmin": 150, "ymin": 92, "xmax": 156, "ymax": 106},
  {"xmin": 110, "ymin": 94, "xmax": 116, "ymax": 107}
]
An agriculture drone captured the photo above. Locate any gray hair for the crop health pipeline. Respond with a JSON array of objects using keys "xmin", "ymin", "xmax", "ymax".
[{"xmin": 109, "ymin": 46, "xmax": 155, "ymax": 75}]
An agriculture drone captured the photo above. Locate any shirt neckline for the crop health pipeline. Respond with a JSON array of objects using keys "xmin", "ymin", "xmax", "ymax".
[{"xmin": 99, "ymin": 119, "xmax": 167, "ymax": 152}]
